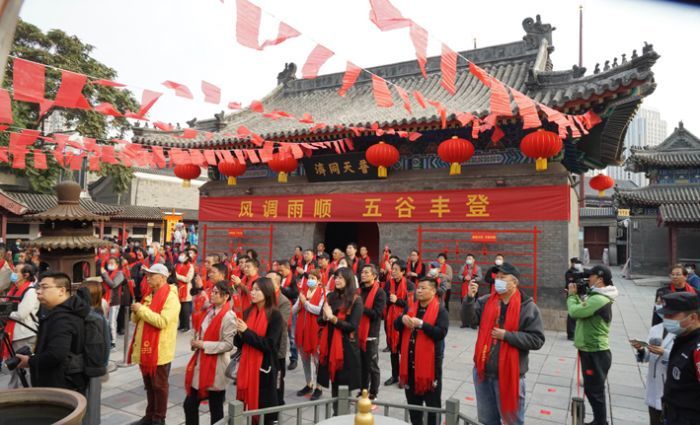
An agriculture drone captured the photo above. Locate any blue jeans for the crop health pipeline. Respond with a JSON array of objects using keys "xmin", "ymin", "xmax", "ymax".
[
  {"xmin": 473, "ymin": 367, "xmax": 526, "ymax": 425},
  {"xmin": 288, "ymin": 312, "xmax": 298, "ymax": 361}
]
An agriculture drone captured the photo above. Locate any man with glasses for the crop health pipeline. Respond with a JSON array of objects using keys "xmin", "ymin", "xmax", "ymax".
[
  {"xmin": 652, "ymin": 264, "xmax": 697, "ymax": 326},
  {"xmin": 15, "ymin": 272, "xmax": 90, "ymax": 393}
]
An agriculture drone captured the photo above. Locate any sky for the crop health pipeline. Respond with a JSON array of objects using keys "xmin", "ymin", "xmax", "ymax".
[{"xmin": 16, "ymin": 0, "xmax": 700, "ymax": 137}]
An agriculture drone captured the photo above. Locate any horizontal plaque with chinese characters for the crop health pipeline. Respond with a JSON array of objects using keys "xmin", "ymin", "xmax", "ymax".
[
  {"xmin": 200, "ymin": 185, "xmax": 571, "ymax": 223},
  {"xmin": 301, "ymin": 152, "xmax": 380, "ymax": 182}
]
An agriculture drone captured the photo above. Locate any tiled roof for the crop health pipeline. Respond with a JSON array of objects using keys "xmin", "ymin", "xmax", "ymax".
[
  {"xmin": 627, "ymin": 122, "xmax": 700, "ymax": 172},
  {"xmin": 3, "ymin": 190, "xmax": 122, "ymax": 215},
  {"xmin": 24, "ymin": 235, "xmax": 114, "ymax": 250},
  {"xmin": 111, "ymin": 205, "xmax": 198, "ymax": 222},
  {"xmin": 614, "ymin": 184, "xmax": 700, "ymax": 207},
  {"xmin": 580, "ymin": 207, "xmax": 616, "ymax": 218},
  {"xmin": 659, "ymin": 203, "xmax": 700, "ymax": 224}
]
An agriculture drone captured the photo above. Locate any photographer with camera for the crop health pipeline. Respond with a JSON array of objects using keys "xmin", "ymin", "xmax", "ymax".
[
  {"xmin": 567, "ymin": 265, "xmax": 619, "ymax": 425},
  {"xmin": 2, "ymin": 263, "xmax": 39, "ymax": 388},
  {"xmin": 14, "ymin": 272, "xmax": 90, "ymax": 393},
  {"xmin": 565, "ymin": 258, "xmax": 585, "ymax": 340}
]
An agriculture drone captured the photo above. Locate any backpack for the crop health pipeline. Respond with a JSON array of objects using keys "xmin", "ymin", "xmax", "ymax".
[{"xmin": 83, "ymin": 309, "xmax": 111, "ymax": 377}]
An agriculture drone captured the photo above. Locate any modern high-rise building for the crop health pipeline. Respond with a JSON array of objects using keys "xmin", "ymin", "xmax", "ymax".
[{"xmin": 606, "ymin": 108, "xmax": 667, "ymax": 187}]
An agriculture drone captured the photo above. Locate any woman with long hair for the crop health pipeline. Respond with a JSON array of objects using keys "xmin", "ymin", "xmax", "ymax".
[
  {"xmin": 234, "ymin": 277, "xmax": 283, "ymax": 424},
  {"xmin": 317, "ymin": 267, "xmax": 363, "ymax": 415},
  {"xmin": 293, "ymin": 269, "xmax": 325, "ymax": 400}
]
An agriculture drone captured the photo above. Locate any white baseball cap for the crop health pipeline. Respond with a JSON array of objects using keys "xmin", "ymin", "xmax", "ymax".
[{"xmin": 143, "ymin": 263, "xmax": 170, "ymax": 277}]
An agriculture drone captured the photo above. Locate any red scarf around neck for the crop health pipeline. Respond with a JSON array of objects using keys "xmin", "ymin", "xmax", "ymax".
[
  {"xmin": 319, "ymin": 267, "xmax": 330, "ymax": 286},
  {"xmin": 295, "ymin": 287, "xmax": 323, "ymax": 354},
  {"xmin": 176, "ymin": 262, "xmax": 193, "ymax": 301},
  {"xmin": 232, "ymin": 285, "xmax": 251, "ymax": 315},
  {"xmin": 129, "ymin": 283, "xmax": 171, "ymax": 376},
  {"xmin": 319, "ymin": 308, "xmax": 348, "ymax": 381},
  {"xmin": 408, "ymin": 258, "xmax": 423, "ymax": 279},
  {"xmin": 281, "ymin": 274, "xmax": 293, "ymax": 288},
  {"xmin": 670, "ymin": 282, "xmax": 697, "ymax": 294},
  {"xmin": 102, "ymin": 269, "xmax": 120, "ymax": 302},
  {"xmin": 236, "ymin": 305, "xmax": 269, "ymax": 411},
  {"xmin": 242, "ymin": 273, "xmax": 259, "ymax": 291},
  {"xmin": 439, "ymin": 262, "xmax": 447, "ymax": 274},
  {"xmin": 399, "ymin": 296, "xmax": 439, "ymax": 394},
  {"xmin": 185, "ymin": 301, "xmax": 231, "ymax": 398},
  {"xmin": 1, "ymin": 281, "xmax": 33, "ymax": 358},
  {"xmin": 358, "ymin": 282, "xmax": 380, "ymax": 350},
  {"xmin": 474, "ymin": 290, "xmax": 522, "ymax": 421},
  {"xmin": 386, "ymin": 278, "xmax": 407, "ymax": 352}
]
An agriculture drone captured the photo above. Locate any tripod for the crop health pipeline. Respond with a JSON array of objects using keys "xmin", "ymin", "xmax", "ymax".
[{"xmin": 0, "ymin": 319, "xmax": 30, "ymax": 388}]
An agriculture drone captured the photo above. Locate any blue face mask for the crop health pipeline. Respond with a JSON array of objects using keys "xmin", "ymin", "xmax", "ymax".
[
  {"xmin": 10, "ymin": 272, "xmax": 19, "ymax": 283},
  {"xmin": 662, "ymin": 318, "xmax": 685, "ymax": 335},
  {"xmin": 494, "ymin": 279, "xmax": 508, "ymax": 294},
  {"xmin": 307, "ymin": 279, "xmax": 318, "ymax": 288}
]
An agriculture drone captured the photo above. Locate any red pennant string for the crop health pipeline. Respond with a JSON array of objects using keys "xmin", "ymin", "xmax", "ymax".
[
  {"xmin": 235, "ymin": 0, "xmax": 262, "ymax": 49},
  {"xmin": 90, "ymin": 79, "xmax": 125, "ymax": 87},
  {"xmin": 298, "ymin": 113, "xmax": 314, "ymax": 124},
  {"xmin": 88, "ymin": 154, "xmax": 101, "ymax": 172},
  {"xmin": 344, "ymin": 138, "xmax": 355, "ymax": 150},
  {"xmin": 468, "ymin": 63, "xmax": 512, "ymax": 117},
  {"xmin": 0, "ymin": 89, "xmax": 13, "ymax": 124},
  {"xmin": 249, "ymin": 100, "xmax": 264, "ymax": 112},
  {"xmin": 0, "ymin": 147, "xmax": 8, "ymax": 163},
  {"xmin": 510, "ymin": 88, "xmax": 542, "ymax": 129},
  {"xmin": 539, "ymin": 104, "xmax": 572, "ymax": 138},
  {"xmin": 201, "ymin": 81, "xmax": 221, "ymax": 104},
  {"xmin": 581, "ymin": 110, "xmax": 602, "ymax": 129},
  {"xmin": 289, "ymin": 144, "xmax": 304, "ymax": 159},
  {"xmin": 175, "ymin": 128, "xmax": 198, "ymax": 139},
  {"xmin": 409, "ymin": 22, "xmax": 428, "ymax": 78},
  {"xmin": 440, "ymin": 44, "xmax": 457, "ymax": 95},
  {"xmin": 301, "ymin": 44, "xmax": 334, "ymax": 79},
  {"xmin": 338, "ymin": 62, "xmax": 362, "ymax": 97},
  {"xmin": 456, "ymin": 112, "xmax": 474, "ymax": 126},
  {"xmin": 471, "ymin": 119, "xmax": 481, "ymax": 138},
  {"xmin": 228, "ymin": 101, "xmax": 242, "ymax": 110},
  {"xmin": 54, "ymin": 70, "xmax": 92, "ymax": 110},
  {"xmin": 260, "ymin": 21, "xmax": 301, "ymax": 48},
  {"xmin": 244, "ymin": 149, "xmax": 260, "ymax": 163},
  {"xmin": 69, "ymin": 153, "xmax": 84, "ymax": 170},
  {"xmin": 203, "ymin": 149, "xmax": 218, "ymax": 166},
  {"xmin": 427, "ymin": 100, "xmax": 447, "ymax": 128},
  {"xmin": 11, "ymin": 147, "xmax": 27, "ymax": 169},
  {"xmin": 413, "ymin": 90, "xmax": 427, "ymax": 109},
  {"xmin": 154, "ymin": 121, "xmax": 174, "ymax": 132},
  {"xmin": 188, "ymin": 149, "xmax": 206, "ymax": 166},
  {"xmin": 12, "ymin": 58, "xmax": 52, "ymax": 116},
  {"xmin": 32, "ymin": 149, "xmax": 47, "ymax": 170},
  {"xmin": 151, "ymin": 146, "xmax": 167, "ymax": 168},
  {"xmin": 491, "ymin": 126, "xmax": 505, "ymax": 143},
  {"xmin": 94, "ymin": 102, "xmax": 123, "ymax": 117},
  {"xmin": 371, "ymin": 75, "xmax": 394, "ymax": 108},
  {"xmin": 369, "ymin": 0, "xmax": 411, "ymax": 31},
  {"xmin": 162, "ymin": 81, "xmax": 193, "ymax": 99},
  {"xmin": 408, "ymin": 132, "xmax": 422, "ymax": 141},
  {"xmin": 567, "ymin": 115, "xmax": 582, "ymax": 138},
  {"xmin": 395, "ymin": 85, "xmax": 412, "ymax": 114},
  {"xmin": 233, "ymin": 149, "xmax": 246, "ymax": 164},
  {"xmin": 126, "ymin": 89, "xmax": 162, "ymax": 119}
]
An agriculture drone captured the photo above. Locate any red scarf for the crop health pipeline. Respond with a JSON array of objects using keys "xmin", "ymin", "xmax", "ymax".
[
  {"xmin": 129, "ymin": 283, "xmax": 171, "ymax": 376},
  {"xmin": 474, "ymin": 290, "xmax": 522, "ymax": 421},
  {"xmin": 461, "ymin": 262, "xmax": 478, "ymax": 298},
  {"xmin": 358, "ymin": 282, "xmax": 380, "ymax": 350},
  {"xmin": 439, "ymin": 263, "xmax": 447, "ymax": 274},
  {"xmin": 140, "ymin": 254, "xmax": 163, "ymax": 299},
  {"xmin": 386, "ymin": 278, "xmax": 407, "ymax": 352},
  {"xmin": 176, "ymin": 262, "xmax": 193, "ymax": 301},
  {"xmin": 185, "ymin": 301, "xmax": 231, "ymax": 398},
  {"xmin": 242, "ymin": 273, "xmax": 259, "ymax": 291},
  {"xmin": 408, "ymin": 258, "xmax": 423, "ymax": 281},
  {"xmin": 399, "ymin": 296, "xmax": 440, "ymax": 394},
  {"xmin": 102, "ymin": 269, "xmax": 120, "ymax": 302},
  {"xmin": 350, "ymin": 257, "xmax": 360, "ymax": 274},
  {"xmin": 327, "ymin": 276, "xmax": 336, "ymax": 292},
  {"xmin": 319, "ymin": 267, "xmax": 330, "ymax": 286},
  {"xmin": 295, "ymin": 287, "xmax": 323, "ymax": 354},
  {"xmin": 281, "ymin": 274, "xmax": 293, "ymax": 288},
  {"xmin": 361, "ymin": 255, "xmax": 371, "ymax": 266},
  {"xmin": 1, "ymin": 281, "xmax": 33, "ymax": 358},
  {"xmin": 236, "ymin": 305, "xmax": 269, "ymax": 411},
  {"xmin": 191, "ymin": 291, "xmax": 210, "ymax": 331},
  {"xmin": 319, "ymin": 309, "xmax": 348, "ymax": 381},
  {"xmin": 232, "ymin": 285, "xmax": 251, "ymax": 315},
  {"xmin": 670, "ymin": 282, "xmax": 697, "ymax": 294}
]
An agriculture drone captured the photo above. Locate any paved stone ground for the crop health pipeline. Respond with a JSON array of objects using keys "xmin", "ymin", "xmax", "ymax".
[{"xmin": 1, "ymin": 266, "xmax": 658, "ymax": 425}]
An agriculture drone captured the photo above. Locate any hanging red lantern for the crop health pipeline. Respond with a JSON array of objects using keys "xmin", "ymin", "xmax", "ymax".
[
  {"xmin": 437, "ymin": 136, "xmax": 475, "ymax": 175},
  {"xmin": 268, "ymin": 152, "xmax": 298, "ymax": 183},
  {"xmin": 173, "ymin": 164, "xmax": 201, "ymax": 188},
  {"xmin": 365, "ymin": 141, "xmax": 399, "ymax": 178},
  {"xmin": 217, "ymin": 160, "xmax": 247, "ymax": 186},
  {"xmin": 590, "ymin": 174, "xmax": 615, "ymax": 197},
  {"xmin": 520, "ymin": 129, "xmax": 563, "ymax": 171}
]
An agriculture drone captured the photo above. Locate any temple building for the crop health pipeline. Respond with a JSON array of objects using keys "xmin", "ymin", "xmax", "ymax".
[
  {"xmin": 615, "ymin": 122, "xmax": 700, "ymax": 275},
  {"xmin": 133, "ymin": 16, "xmax": 659, "ymax": 328}
]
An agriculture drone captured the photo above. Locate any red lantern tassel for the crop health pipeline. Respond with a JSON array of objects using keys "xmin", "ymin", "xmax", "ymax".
[
  {"xmin": 449, "ymin": 163, "xmax": 461, "ymax": 175},
  {"xmin": 278, "ymin": 171, "xmax": 288, "ymax": 183},
  {"xmin": 227, "ymin": 176, "xmax": 237, "ymax": 186},
  {"xmin": 535, "ymin": 157, "xmax": 547, "ymax": 171},
  {"xmin": 182, "ymin": 179, "xmax": 191, "ymax": 188},
  {"xmin": 378, "ymin": 166, "xmax": 387, "ymax": 178}
]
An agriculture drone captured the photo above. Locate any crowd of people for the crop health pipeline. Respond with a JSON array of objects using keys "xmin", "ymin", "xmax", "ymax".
[{"xmin": 1, "ymin": 238, "xmax": 699, "ymax": 425}]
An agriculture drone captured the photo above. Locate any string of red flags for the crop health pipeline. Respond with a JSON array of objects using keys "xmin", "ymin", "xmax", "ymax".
[
  {"xmin": 234, "ymin": 0, "xmax": 300, "ymax": 51},
  {"xmin": 409, "ymin": 23, "xmax": 429, "ymax": 78},
  {"xmin": 201, "ymin": 81, "xmax": 222, "ymax": 104},
  {"xmin": 301, "ymin": 44, "xmax": 335, "ymax": 79},
  {"xmin": 440, "ymin": 44, "xmax": 458, "ymax": 95},
  {"xmin": 371, "ymin": 75, "xmax": 394, "ymax": 108},
  {"xmin": 162, "ymin": 80, "xmax": 194, "ymax": 99},
  {"xmin": 338, "ymin": 62, "xmax": 361, "ymax": 97}
]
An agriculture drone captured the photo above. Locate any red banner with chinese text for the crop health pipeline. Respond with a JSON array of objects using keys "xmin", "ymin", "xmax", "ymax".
[{"xmin": 199, "ymin": 185, "xmax": 570, "ymax": 223}]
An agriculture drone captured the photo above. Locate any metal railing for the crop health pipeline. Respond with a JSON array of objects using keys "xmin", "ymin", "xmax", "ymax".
[{"xmin": 215, "ymin": 386, "xmax": 481, "ymax": 425}]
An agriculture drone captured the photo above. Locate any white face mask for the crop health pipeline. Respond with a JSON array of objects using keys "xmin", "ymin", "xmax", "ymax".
[
  {"xmin": 495, "ymin": 259, "xmax": 503, "ymax": 266},
  {"xmin": 147, "ymin": 247, "xmax": 154, "ymax": 255},
  {"xmin": 574, "ymin": 264, "xmax": 584, "ymax": 272},
  {"xmin": 466, "ymin": 259, "xmax": 474, "ymax": 265},
  {"xmin": 494, "ymin": 279, "xmax": 508, "ymax": 294},
  {"xmin": 178, "ymin": 255, "xmax": 187, "ymax": 263},
  {"xmin": 107, "ymin": 264, "xmax": 116, "ymax": 271}
]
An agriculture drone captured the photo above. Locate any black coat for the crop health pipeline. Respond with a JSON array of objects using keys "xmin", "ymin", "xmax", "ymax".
[
  {"xmin": 317, "ymin": 292, "xmax": 363, "ymax": 390},
  {"xmin": 359, "ymin": 282, "xmax": 387, "ymax": 340},
  {"xmin": 29, "ymin": 295, "xmax": 90, "ymax": 393},
  {"xmin": 234, "ymin": 308, "xmax": 283, "ymax": 410}
]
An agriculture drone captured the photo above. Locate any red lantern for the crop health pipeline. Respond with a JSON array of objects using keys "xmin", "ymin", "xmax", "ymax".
[
  {"xmin": 268, "ymin": 152, "xmax": 298, "ymax": 183},
  {"xmin": 520, "ymin": 129, "xmax": 563, "ymax": 171},
  {"xmin": 218, "ymin": 160, "xmax": 247, "ymax": 186},
  {"xmin": 438, "ymin": 136, "xmax": 475, "ymax": 175},
  {"xmin": 365, "ymin": 141, "xmax": 399, "ymax": 178},
  {"xmin": 173, "ymin": 164, "xmax": 201, "ymax": 188},
  {"xmin": 590, "ymin": 174, "xmax": 614, "ymax": 197}
]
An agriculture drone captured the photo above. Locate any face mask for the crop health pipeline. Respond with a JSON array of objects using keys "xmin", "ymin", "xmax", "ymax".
[
  {"xmin": 107, "ymin": 265, "xmax": 116, "ymax": 271},
  {"xmin": 179, "ymin": 255, "xmax": 187, "ymax": 263},
  {"xmin": 687, "ymin": 268, "xmax": 694, "ymax": 274},
  {"xmin": 495, "ymin": 259, "xmax": 503, "ymax": 266},
  {"xmin": 307, "ymin": 279, "xmax": 318, "ymax": 288},
  {"xmin": 147, "ymin": 248, "xmax": 154, "ymax": 255},
  {"xmin": 574, "ymin": 264, "xmax": 584, "ymax": 272},
  {"xmin": 466, "ymin": 259, "xmax": 474, "ymax": 265},
  {"xmin": 662, "ymin": 317, "xmax": 687, "ymax": 336},
  {"xmin": 110, "ymin": 249, "xmax": 118, "ymax": 254},
  {"xmin": 494, "ymin": 279, "xmax": 508, "ymax": 294},
  {"xmin": 10, "ymin": 272, "xmax": 18, "ymax": 283}
]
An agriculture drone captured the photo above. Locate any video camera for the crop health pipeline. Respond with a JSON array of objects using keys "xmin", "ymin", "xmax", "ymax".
[
  {"xmin": 0, "ymin": 299, "xmax": 18, "ymax": 320},
  {"xmin": 567, "ymin": 272, "xmax": 589, "ymax": 296}
]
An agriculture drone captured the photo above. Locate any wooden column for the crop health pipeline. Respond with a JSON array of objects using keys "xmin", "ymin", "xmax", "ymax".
[
  {"xmin": 122, "ymin": 221, "xmax": 126, "ymax": 246},
  {"xmin": 669, "ymin": 225, "xmax": 678, "ymax": 267},
  {"xmin": 1, "ymin": 214, "xmax": 6, "ymax": 243},
  {"xmin": 99, "ymin": 221, "xmax": 104, "ymax": 239}
]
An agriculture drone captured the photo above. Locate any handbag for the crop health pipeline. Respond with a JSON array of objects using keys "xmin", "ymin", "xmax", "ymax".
[{"xmin": 225, "ymin": 349, "xmax": 241, "ymax": 382}]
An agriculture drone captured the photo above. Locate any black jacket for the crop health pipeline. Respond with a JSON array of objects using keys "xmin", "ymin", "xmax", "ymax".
[
  {"xmin": 360, "ymin": 282, "xmax": 387, "ymax": 340},
  {"xmin": 317, "ymin": 292, "xmax": 363, "ymax": 390},
  {"xmin": 29, "ymin": 295, "xmax": 90, "ymax": 393},
  {"xmin": 463, "ymin": 289, "xmax": 545, "ymax": 376},
  {"xmin": 234, "ymin": 308, "xmax": 283, "ymax": 410},
  {"xmin": 662, "ymin": 327, "xmax": 700, "ymax": 417}
]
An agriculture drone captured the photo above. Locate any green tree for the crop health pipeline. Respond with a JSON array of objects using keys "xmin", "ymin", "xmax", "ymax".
[{"xmin": 2, "ymin": 19, "xmax": 138, "ymax": 193}]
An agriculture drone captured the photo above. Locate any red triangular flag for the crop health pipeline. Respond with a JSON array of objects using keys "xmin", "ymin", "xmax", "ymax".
[
  {"xmin": 94, "ymin": 102, "xmax": 123, "ymax": 117},
  {"xmin": 189, "ymin": 149, "xmax": 206, "ymax": 166},
  {"xmin": 0, "ymin": 89, "xmax": 13, "ymax": 124},
  {"xmin": 298, "ymin": 113, "xmax": 314, "ymax": 124},
  {"xmin": 151, "ymin": 146, "xmax": 167, "ymax": 168},
  {"xmin": 409, "ymin": 23, "xmax": 428, "ymax": 78},
  {"xmin": 228, "ymin": 101, "xmax": 242, "ymax": 110},
  {"xmin": 428, "ymin": 100, "xmax": 447, "ymax": 128},
  {"xmin": 203, "ymin": 149, "xmax": 218, "ymax": 166},
  {"xmin": 369, "ymin": 0, "xmax": 411, "ymax": 31},
  {"xmin": 249, "ymin": 100, "xmax": 264, "ymax": 113},
  {"xmin": 260, "ymin": 22, "xmax": 301, "ymax": 48},
  {"xmin": 338, "ymin": 62, "xmax": 362, "ymax": 97},
  {"xmin": 162, "ymin": 81, "xmax": 193, "ymax": 99},
  {"xmin": 456, "ymin": 112, "xmax": 474, "ymax": 126},
  {"xmin": 176, "ymin": 128, "xmax": 198, "ymax": 139},
  {"xmin": 33, "ymin": 149, "xmax": 47, "ymax": 170},
  {"xmin": 201, "ymin": 81, "xmax": 221, "ymax": 104},
  {"xmin": 468, "ymin": 62, "xmax": 512, "ymax": 117},
  {"xmin": 371, "ymin": 75, "xmax": 394, "ymax": 108},
  {"xmin": 236, "ymin": 0, "xmax": 262, "ymax": 50},
  {"xmin": 154, "ymin": 121, "xmax": 174, "ymax": 132},
  {"xmin": 301, "ymin": 44, "xmax": 334, "ymax": 79},
  {"xmin": 244, "ymin": 149, "xmax": 260, "ymax": 163},
  {"xmin": 88, "ymin": 154, "xmax": 101, "ymax": 172},
  {"xmin": 413, "ymin": 90, "xmax": 427, "ymax": 109},
  {"xmin": 440, "ymin": 44, "xmax": 457, "ymax": 95},
  {"xmin": 54, "ymin": 70, "xmax": 92, "ymax": 110},
  {"xmin": 491, "ymin": 126, "xmax": 505, "ymax": 143},
  {"xmin": 510, "ymin": 88, "xmax": 541, "ymax": 129},
  {"xmin": 395, "ymin": 85, "xmax": 412, "ymax": 114},
  {"xmin": 12, "ymin": 58, "xmax": 52, "ymax": 115}
]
